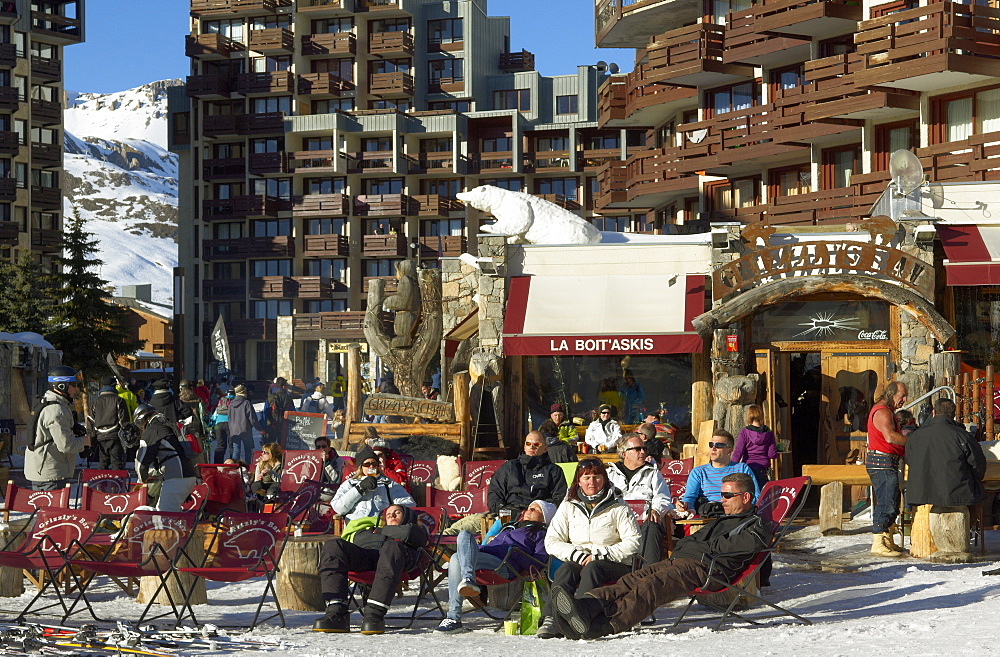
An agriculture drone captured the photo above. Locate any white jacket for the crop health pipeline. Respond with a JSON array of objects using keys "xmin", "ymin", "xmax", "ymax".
[
  {"xmin": 544, "ymin": 488, "xmax": 640, "ymax": 566},
  {"xmin": 331, "ymin": 473, "xmax": 415, "ymax": 522},
  {"xmin": 606, "ymin": 461, "xmax": 675, "ymax": 518},
  {"xmin": 585, "ymin": 419, "xmax": 621, "ymax": 450}
]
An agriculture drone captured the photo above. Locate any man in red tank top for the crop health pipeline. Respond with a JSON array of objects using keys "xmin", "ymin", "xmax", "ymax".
[{"xmin": 865, "ymin": 381, "xmax": 909, "ymax": 557}]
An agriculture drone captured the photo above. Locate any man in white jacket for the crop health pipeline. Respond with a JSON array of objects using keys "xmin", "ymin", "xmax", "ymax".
[{"xmin": 607, "ymin": 433, "xmax": 676, "ymax": 564}]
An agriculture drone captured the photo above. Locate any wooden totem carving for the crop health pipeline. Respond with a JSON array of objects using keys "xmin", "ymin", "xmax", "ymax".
[{"xmin": 364, "ymin": 260, "xmax": 442, "ymax": 398}]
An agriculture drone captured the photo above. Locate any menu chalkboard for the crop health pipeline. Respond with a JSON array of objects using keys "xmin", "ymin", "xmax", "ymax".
[{"xmin": 282, "ymin": 411, "xmax": 328, "ymax": 450}]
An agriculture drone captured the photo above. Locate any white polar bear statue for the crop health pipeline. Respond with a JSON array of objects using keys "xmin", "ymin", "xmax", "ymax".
[{"xmin": 456, "ymin": 185, "xmax": 603, "ymax": 245}]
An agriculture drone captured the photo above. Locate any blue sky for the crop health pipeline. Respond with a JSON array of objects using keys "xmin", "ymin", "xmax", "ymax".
[{"xmin": 65, "ymin": 0, "xmax": 633, "ymax": 94}]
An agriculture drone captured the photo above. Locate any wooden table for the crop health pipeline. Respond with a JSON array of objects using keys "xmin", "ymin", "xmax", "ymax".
[{"xmin": 276, "ymin": 533, "xmax": 338, "ymax": 612}]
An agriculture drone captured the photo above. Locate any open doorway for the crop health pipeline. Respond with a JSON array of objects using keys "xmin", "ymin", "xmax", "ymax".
[{"xmin": 789, "ymin": 352, "xmax": 821, "ymax": 473}]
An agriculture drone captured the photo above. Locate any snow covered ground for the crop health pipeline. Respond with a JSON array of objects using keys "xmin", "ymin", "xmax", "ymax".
[{"xmin": 6, "ymin": 513, "xmax": 1000, "ymax": 657}]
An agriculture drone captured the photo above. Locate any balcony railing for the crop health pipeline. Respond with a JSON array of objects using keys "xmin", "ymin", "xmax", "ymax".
[
  {"xmin": 202, "ymin": 235, "xmax": 295, "ymax": 260},
  {"xmin": 292, "ymin": 311, "xmax": 369, "ymax": 340},
  {"xmin": 361, "ymin": 0, "xmax": 400, "ymax": 10},
  {"xmin": 191, "ymin": 0, "xmax": 285, "ymax": 15},
  {"xmin": 356, "ymin": 194, "xmax": 415, "ymax": 217},
  {"xmin": 299, "ymin": 0, "xmax": 356, "ymax": 13},
  {"xmin": 242, "ymin": 112, "xmax": 285, "ymax": 135},
  {"xmin": 624, "ymin": 146, "xmax": 698, "ymax": 204},
  {"xmin": 752, "ymin": 0, "xmax": 861, "ymax": 36},
  {"xmin": 31, "ymin": 227, "xmax": 61, "ymax": 251},
  {"xmin": 369, "ymin": 72, "xmax": 413, "ymax": 97},
  {"xmin": 31, "ymin": 142, "xmax": 61, "ymax": 167},
  {"xmin": 0, "ymin": 86, "xmax": 17, "ymax": 111},
  {"xmin": 31, "ymin": 99, "xmax": 61, "ymax": 126},
  {"xmin": 30, "ymin": 185, "xmax": 60, "ymax": 210},
  {"xmin": 298, "ymin": 72, "xmax": 353, "ymax": 96},
  {"xmin": 0, "ymin": 220, "xmax": 19, "ymax": 246},
  {"xmin": 723, "ymin": 7, "xmax": 810, "ymax": 66},
  {"xmin": 0, "ymin": 2, "xmax": 17, "ymax": 24},
  {"xmin": 294, "ymin": 193, "xmax": 351, "ymax": 218},
  {"xmin": 186, "ymin": 74, "xmax": 234, "ymax": 98},
  {"xmin": 202, "ymin": 114, "xmax": 240, "ymax": 137},
  {"xmin": 527, "ymin": 150, "xmax": 571, "ymax": 172},
  {"xmin": 185, "ymin": 33, "xmax": 244, "ymax": 59},
  {"xmin": 301, "ymin": 31, "xmax": 357, "ymax": 56},
  {"xmin": 202, "ymin": 157, "xmax": 246, "ymax": 180},
  {"xmin": 249, "ymin": 151, "xmax": 288, "ymax": 175},
  {"xmin": 302, "ymin": 233, "xmax": 350, "ymax": 257},
  {"xmin": 250, "ymin": 275, "xmax": 296, "ymax": 299},
  {"xmin": 646, "ymin": 23, "xmax": 753, "ymax": 87},
  {"xmin": 595, "ymin": 160, "xmax": 630, "ymax": 210},
  {"xmin": 470, "ymin": 151, "xmax": 516, "ymax": 173},
  {"xmin": 363, "ymin": 276, "xmax": 399, "ymax": 293},
  {"xmin": 413, "ymin": 152, "xmax": 455, "ymax": 172},
  {"xmin": 355, "ymin": 149, "xmax": 395, "ymax": 171},
  {"xmin": 855, "ymin": 2, "xmax": 1000, "ymax": 91},
  {"xmin": 295, "ymin": 276, "xmax": 345, "ymax": 299},
  {"xmin": 362, "ymin": 233, "xmax": 408, "ymax": 256},
  {"xmin": 30, "ymin": 54, "xmax": 60, "ymax": 80},
  {"xmin": 202, "ymin": 194, "xmax": 281, "ymax": 220},
  {"xmin": 427, "ymin": 76, "xmax": 464, "ymax": 94},
  {"xmin": 202, "ymin": 279, "xmax": 247, "ymax": 301},
  {"xmin": 0, "ymin": 130, "xmax": 19, "ymax": 155},
  {"xmin": 535, "ymin": 194, "xmax": 582, "ymax": 211},
  {"xmin": 226, "ymin": 318, "xmax": 278, "ymax": 342},
  {"xmin": 290, "ymin": 149, "xmax": 340, "ymax": 170},
  {"xmin": 0, "ymin": 177, "xmax": 14, "ymax": 201},
  {"xmin": 0, "ymin": 43, "xmax": 14, "ymax": 69},
  {"xmin": 418, "ymin": 235, "xmax": 466, "ymax": 258},
  {"xmin": 412, "ymin": 194, "xmax": 463, "ymax": 216},
  {"xmin": 368, "ymin": 31, "xmax": 413, "ymax": 55},
  {"xmin": 236, "ymin": 71, "xmax": 294, "ymax": 95},
  {"xmin": 598, "ymin": 68, "xmax": 698, "ymax": 128},
  {"xmin": 499, "ymin": 49, "xmax": 535, "ymax": 72},
  {"xmin": 249, "ymin": 27, "xmax": 294, "ymax": 53},
  {"xmin": 31, "ymin": 10, "xmax": 82, "ymax": 42},
  {"xmin": 580, "ymin": 148, "xmax": 621, "ymax": 170}
]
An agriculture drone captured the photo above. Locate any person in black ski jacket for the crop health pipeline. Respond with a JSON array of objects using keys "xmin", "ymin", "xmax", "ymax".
[
  {"xmin": 148, "ymin": 379, "xmax": 191, "ymax": 424},
  {"xmin": 133, "ymin": 404, "xmax": 198, "ymax": 512},
  {"xmin": 488, "ymin": 431, "xmax": 568, "ymax": 516},
  {"xmin": 87, "ymin": 376, "xmax": 131, "ymax": 470}
]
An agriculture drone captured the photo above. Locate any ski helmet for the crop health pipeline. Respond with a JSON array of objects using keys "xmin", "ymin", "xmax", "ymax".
[
  {"xmin": 132, "ymin": 404, "xmax": 158, "ymax": 431},
  {"xmin": 48, "ymin": 365, "xmax": 80, "ymax": 395}
]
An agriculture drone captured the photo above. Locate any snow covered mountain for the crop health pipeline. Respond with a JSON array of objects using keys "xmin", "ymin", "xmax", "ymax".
[{"xmin": 63, "ymin": 79, "xmax": 182, "ymax": 303}]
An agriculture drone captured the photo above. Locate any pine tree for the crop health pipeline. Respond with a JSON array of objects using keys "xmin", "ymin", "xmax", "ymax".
[
  {"xmin": 46, "ymin": 211, "xmax": 144, "ymax": 378},
  {"xmin": 0, "ymin": 252, "xmax": 53, "ymax": 333}
]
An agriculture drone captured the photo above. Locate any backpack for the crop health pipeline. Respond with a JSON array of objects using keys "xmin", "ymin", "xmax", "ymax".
[
  {"xmin": 27, "ymin": 397, "xmax": 58, "ymax": 450},
  {"xmin": 302, "ymin": 396, "xmax": 320, "ymax": 414}
]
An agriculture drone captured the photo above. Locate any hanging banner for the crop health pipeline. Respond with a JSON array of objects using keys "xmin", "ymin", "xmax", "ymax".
[{"xmin": 211, "ymin": 315, "xmax": 231, "ymax": 374}]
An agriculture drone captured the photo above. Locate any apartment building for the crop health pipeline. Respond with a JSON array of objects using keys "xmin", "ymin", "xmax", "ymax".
[
  {"xmin": 0, "ymin": 0, "xmax": 84, "ymax": 267},
  {"xmin": 170, "ymin": 0, "xmax": 641, "ymax": 384}
]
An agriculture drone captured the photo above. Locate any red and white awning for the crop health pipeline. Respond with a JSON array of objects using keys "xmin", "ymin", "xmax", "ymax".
[
  {"xmin": 937, "ymin": 225, "xmax": 1000, "ymax": 285},
  {"xmin": 502, "ymin": 274, "xmax": 706, "ymax": 356}
]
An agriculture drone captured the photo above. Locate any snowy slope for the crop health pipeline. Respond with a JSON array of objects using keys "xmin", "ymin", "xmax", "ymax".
[{"xmin": 62, "ymin": 79, "xmax": 182, "ymax": 303}]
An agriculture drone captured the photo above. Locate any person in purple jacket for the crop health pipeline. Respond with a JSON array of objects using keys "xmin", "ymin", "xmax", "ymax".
[
  {"xmin": 732, "ymin": 405, "xmax": 778, "ymax": 490},
  {"xmin": 437, "ymin": 500, "xmax": 557, "ymax": 633}
]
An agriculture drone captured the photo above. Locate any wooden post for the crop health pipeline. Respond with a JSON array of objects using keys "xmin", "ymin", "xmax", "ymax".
[
  {"xmin": 691, "ymin": 339, "xmax": 713, "ymax": 435},
  {"xmin": 695, "ymin": 420, "xmax": 716, "ymax": 467},
  {"xmin": 962, "ymin": 372, "xmax": 971, "ymax": 423},
  {"xmin": 453, "ymin": 371, "xmax": 472, "ymax": 461},
  {"xmin": 973, "ymin": 369, "xmax": 982, "ymax": 431},
  {"xmin": 818, "ymin": 481, "xmax": 844, "ymax": 535},
  {"xmin": 503, "ymin": 355, "xmax": 524, "ymax": 456},
  {"xmin": 276, "ymin": 534, "xmax": 337, "ymax": 612},
  {"xmin": 0, "ymin": 527, "xmax": 23, "ymax": 598},
  {"xmin": 342, "ymin": 343, "xmax": 362, "ymax": 451},
  {"xmin": 930, "ymin": 351, "xmax": 961, "ymax": 388},
  {"xmin": 987, "ymin": 365, "xmax": 995, "ymax": 441},
  {"xmin": 910, "ymin": 504, "xmax": 935, "ymax": 558},
  {"xmin": 927, "ymin": 505, "xmax": 972, "ymax": 563}
]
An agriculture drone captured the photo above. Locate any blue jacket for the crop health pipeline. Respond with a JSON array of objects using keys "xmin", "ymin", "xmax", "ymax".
[{"xmin": 480, "ymin": 521, "xmax": 547, "ymax": 574}]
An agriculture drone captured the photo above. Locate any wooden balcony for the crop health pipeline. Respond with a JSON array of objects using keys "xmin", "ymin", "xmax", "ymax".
[
  {"xmin": 580, "ymin": 148, "xmax": 621, "ymax": 171},
  {"xmin": 427, "ymin": 77, "xmax": 464, "ymax": 94},
  {"xmin": 499, "ymin": 50, "xmax": 535, "ymax": 72},
  {"xmin": 292, "ymin": 311, "xmax": 368, "ymax": 340},
  {"xmin": 190, "ymin": 0, "xmax": 284, "ymax": 16},
  {"xmin": 30, "ymin": 54, "xmax": 61, "ymax": 81},
  {"xmin": 31, "ymin": 10, "xmax": 82, "ymax": 43},
  {"xmin": 752, "ymin": 0, "xmax": 861, "ymax": 38},
  {"xmin": 202, "ymin": 279, "xmax": 246, "ymax": 301},
  {"xmin": 186, "ymin": 74, "xmax": 233, "ymax": 98},
  {"xmin": 0, "ymin": 130, "xmax": 20, "ymax": 155},
  {"xmin": 202, "ymin": 195, "xmax": 280, "ymax": 220},
  {"xmin": 762, "ymin": 185, "xmax": 870, "ymax": 227},
  {"xmin": 0, "ymin": 177, "xmax": 15, "ymax": 201},
  {"xmin": 412, "ymin": 194, "xmax": 462, "ymax": 217},
  {"xmin": 596, "ymin": 160, "xmax": 631, "ymax": 210},
  {"xmin": 723, "ymin": 7, "xmax": 811, "ymax": 66},
  {"xmin": 299, "ymin": 0, "xmax": 356, "ymax": 14},
  {"xmin": 242, "ymin": 112, "xmax": 285, "ymax": 135},
  {"xmin": 0, "ymin": 220, "xmax": 19, "ymax": 246},
  {"xmin": 0, "ymin": 43, "xmax": 15, "ymax": 69},
  {"xmin": 354, "ymin": 150, "xmax": 395, "ymax": 172},
  {"xmin": 363, "ymin": 276, "xmax": 398, "ymax": 293},
  {"xmin": 535, "ymin": 194, "xmax": 582, "ymax": 211},
  {"xmin": 202, "ymin": 114, "xmax": 241, "ymax": 137},
  {"xmin": 916, "ymin": 129, "xmax": 1000, "ymax": 184},
  {"xmin": 250, "ymin": 275, "xmax": 296, "ymax": 299},
  {"xmin": 203, "ymin": 235, "xmax": 295, "ymax": 260},
  {"xmin": 249, "ymin": 151, "xmax": 288, "ymax": 175},
  {"xmin": 596, "ymin": 0, "xmax": 696, "ymax": 49},
  {"xmin": 249, "ymin": 27, "xmax": 294, "ymax": 53},
  {"xmin": 362, "ymin": 233, "xmax": 408, "ymax": 256},
  {"xmin": 294, "ymin": 276, "xmax": 345, "ymax": 299},
  {"xmin": 236, "ymin": 71, "xmax": 294, "ymax": 95},
  {"xmin": 417, "ymin": 235, "xmax": 466, "ymax": 258},
  {"xmin": 778, "ymin": 53, "xmax": 920, "ymax": 122},
  {"xmin": 295, "ymin": 193, "xmax": 351, "ymax": 218},
  {"xmin": 470, "ymin": 152, "xmax": 516, "ymax": 174},
  {"xmin": 302, "ymin": 232, "xmax": 350, "ymax": 257},
  {"xmin": 227, "ymin": 318, "xmax": 278, "ymax": 342},
  {"xmin": 298, "ymin": 72, "xmax": 353, "ymax": 96},
  {"xmin": 185, "ymin": 33, "xmax": 244, "ymax": 59},
  {"xmin": 361, "ymin": 0, "xmax": 401, "ymax": 11},
  {"xmin": 412, "ymin": 152, "xmax": 455, "ymax": 173},
  {"xmin": 526, "ymin": 151, "xmax": 572, "ymax": 173},
  {"xmin": 31, "ymin": 142, "xmax": 61, "ymax": 167},
  {"xmin": 598, "ymin": 68, "xmax": 698, "ymax": 128},
  {"xmin": 369, "ymin": 72, "xmax": 413, "ymax": 97},
  {"xmin": 368, "ymin": 31, "xmax": 413, "ymax": 56},
  {"xmin": 290, "ymin": 149, "xmax": 340, "ymax": 171},
  {"xmin": 31, "ymin": 228, "xmax": 61, "ymax": 251},
  {"xmin": 0, "ymin": 86, "xmax": 18, "ymax": 112},
  {"xmin": 626, "ymin": 145, "xmax": 698, "ymax": 203},
  {"xmin": 356, "ymin": 194, "xmax": 415, "ymax": 217},
  {"xmin": 31, "ymin": 186, "xmax": 60, "ymax": 209},
  {"xmin": 646, "ymin": 23, "xmax": 753, "ymax": 87},
  {"xmin": 31, "ymin": 99, "xmax": 61, "ymax": 126},
  {"xmin": 301, "ymin": 31, "xmax": 357, "ymax": 56},
  {"xmin": 855, "ymin": 2, "xmax": 1000, "ymax": 92},
  {"xmin": 202, "ymin": 157, "xmax": 246, "ymax": 181}
]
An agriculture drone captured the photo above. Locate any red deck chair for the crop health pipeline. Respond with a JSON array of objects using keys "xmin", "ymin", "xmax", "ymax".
[
  {"xmin": 181, "ymin": 483, "xmax": 210, "ymax": 512},
  {"xmin": 278, "ymin": 450, "xmax": 324, "ymax": 493},
  {"xmin": 79, "ymin": 469, "xmax": 131, "ymax": 500},
  {"xmin": 668, "ymin": 481, "xmax": 687, "ymax": 505},
  {"xmin": 347, "ymin": 506, "xmax": 444, "ymax": 629},
  {"xmin": 463, "ymin": 460, "xmax": 505, "ymax": 491},
  {"xmin": 660, "ymin": 458, "xmax": 694, "ymax": 476},
  {"xmin": 1, "ymin": 508, "xmax": 102, "ymax": 622},
  {"xmin": 270, "ymin": 480, "xmax": 323, "ymax": 526},
  {"xmin": 80, "ymin": 486, "xmax": 147, "ymax": 518},
  {"xmin": 407, "ymin": 460, "xmax": 437, "ymax": 485},
  {"xmin": 672, "ymin": 476, "xmax": 813, "ymax": 631},
  {"xmin": 64, "ymin": 510, "xmax": 198, "ymax": 624},
  {"xmin": 3, "ymin": 483, "xmax": 72, "ymax": 522},
  {"xmin": 176, "ymin": 512, "xmax": 291, "ymax": 628},
  {"xmin": 426, "ymin": 487, "xmax": 489, "ymax": 519},
  {"xmin": 470, "ymin": 543, "xmax": 549, "ymax": 624},
  {"xmin": 196, "ymin": 463, "xmax": 249, "ymax": 516}
]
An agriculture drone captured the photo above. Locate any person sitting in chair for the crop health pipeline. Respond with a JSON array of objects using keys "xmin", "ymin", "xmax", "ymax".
[
  {"xmin": 313, "ymin": 504, "xmax": 428, "ymax": 635},
  {"xmin": 331, "ymin": 446, "xmax": 414, "ymax": 522},
  {"xmin": 549, "ymin": 472, "xmax": 769, "ymax": 639}
]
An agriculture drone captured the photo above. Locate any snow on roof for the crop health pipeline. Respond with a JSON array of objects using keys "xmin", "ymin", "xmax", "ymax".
[{"xmin": 0, "ymin": 332, "xmax": 54, "ymax": 349}]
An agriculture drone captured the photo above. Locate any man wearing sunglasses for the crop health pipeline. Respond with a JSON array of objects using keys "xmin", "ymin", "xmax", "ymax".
[
  {"xmin": 25, "ymin": 365, "xmax": 90, "ymax": 491},
  {"xmin": 677, "ymin": 429, "xmax": 759, "ymax": 516},
  {"xmin": 550, "ymin": 473, "xmax": 769, "ymax": 639},
  {"xmin": 487, "ymin": 430, "xmax": 568, "ymax": 519},
  {"xmin": 607, "ymin": 433, "xmax": 675, "ymax": 564}
]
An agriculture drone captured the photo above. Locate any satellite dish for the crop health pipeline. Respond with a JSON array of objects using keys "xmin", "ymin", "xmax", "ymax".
[
  {"xmin": 889, "ymin": 149, "xmax": 924, "ymax": 196},
  {"xmin": 595, "ymin": 60, "xmax": 608, "ymax": 73},
  {"xmin": 609, "ymin": 62, "xmax": 620, "ymax": 74}
]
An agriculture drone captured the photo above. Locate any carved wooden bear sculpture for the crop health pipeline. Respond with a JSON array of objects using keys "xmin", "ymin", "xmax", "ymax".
[{"xmin": 382, "ymin": 260, "xmax": 421, "ymax": 348}]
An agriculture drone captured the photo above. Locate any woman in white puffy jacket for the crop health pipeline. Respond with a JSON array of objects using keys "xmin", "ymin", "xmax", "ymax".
[
  {"xmin": 584, "ymin": 404, "xmax": 622, "ymax": 452},
  {"xmin": 539, "ymin": 458, "xmax": 640, "ymax": 639}
]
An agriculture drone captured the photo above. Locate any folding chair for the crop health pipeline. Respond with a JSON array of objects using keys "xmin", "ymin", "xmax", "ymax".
[
  {"xmin": 278, "ymin": 450, "xmax": 324, "ymax": 492},
  {"xmin": 407, "ymin": 460, "xmax": 437, "ymax": 485},
  {"xmin": 176, "ymin": 511, "xmax": 291, "ymax": 628},
  {"xmin": 660, "ymin": 458, "xmax": 694, "ymax": 476},
  {"xmin": 426, "ymin": 487, "xmax": 490, "ymax": 536},
  {"xmin": 2, "ymin": 483, "xmax": 72, "ymax": 522},
  {"xmin": 347, "ymin": 507, "xmax": 445, "ymax": 629},
  {"xmin": 65, "ymin": 510, "xmax": 199, "ymax": 623},
  {"xmin": 462, "ymin": 460, "xmax": 505, "ymax": 492},
  {"xmin": 672, "ymin": 476, "xmax": 813, "ymax": 631},
  {"xmin": 80, "ymin": 486, "xmax": 147, "ymax": 518},
  {"xmin": 467, "ymin": 544, "xmax": 549, "ymax": 624},
  {"xmin": 271, "ymin": 480, "xmax": 323, "ymax": 527},
  {"xmin": 0, "ymin": 508, "xmax": 102, "ymax": 622},
  {"xmin": 181, "ymin": 483, "xmax": 211, "ymax": 512},
  {"xmin": 79, "ymin": 469, "xmax": 130, "ymax": 494},
  {"xmin": 196, "ymin": 463, "xmax": 249, "ymax": 516}
]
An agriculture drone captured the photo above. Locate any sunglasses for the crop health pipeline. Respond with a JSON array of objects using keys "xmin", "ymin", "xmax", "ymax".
[
  {"xmin": 708, "ymin": 442, "xmax": 731, "ymax": 449},
  {"xmin": 361, "ymin": 460, "xmax": 378, "ymax": 467},
  {"xmin": 578, "ymin": 458, "xmax": 602, "ymax": 468},
  {"xmin": 720, "ymin": 491, "xmax": 748, "ymax": 499},
  {"xmin": 525, "ymin": 441, "xmax": 543, "ymax": 447},
  {"xmin": 624, "ymin": 445, "xmax": 647, "ymax": 453},
  {"xmin": 316, "ymin": 444, "xmax": 330, "ymax": 449},
  {"xmin": 600, "ymin": 410, "xmax": 610, "ymax": 414}
]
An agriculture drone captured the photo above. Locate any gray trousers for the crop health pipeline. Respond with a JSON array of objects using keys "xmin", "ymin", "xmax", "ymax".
[{"xmin": 156, "ymin": 477, "xmax": 198, "ymax": 512}]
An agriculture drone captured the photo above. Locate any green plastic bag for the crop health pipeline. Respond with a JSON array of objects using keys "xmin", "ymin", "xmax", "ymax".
[{"xmin": 519, "ymin": 578, "xmax": 547, "ymax": 635}]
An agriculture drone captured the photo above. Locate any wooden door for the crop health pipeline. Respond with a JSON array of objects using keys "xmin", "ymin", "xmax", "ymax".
[
  {"xmin": 754, "ymin": 348, "xmax": 792, "ymax": 476},
  {"xmin": 819, "ymin": 351, "xmax": 888, "ymax": 466}
]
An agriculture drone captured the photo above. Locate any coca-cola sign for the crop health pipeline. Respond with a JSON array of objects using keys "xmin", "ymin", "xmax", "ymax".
[{"xmin": 858, "ymin": 329, "xmax": 889, "ymax": 340}]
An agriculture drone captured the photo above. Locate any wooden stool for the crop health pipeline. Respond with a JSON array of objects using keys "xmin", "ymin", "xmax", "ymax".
[{"xmin": 276, "ymin": 534, "xmax": 338, "ymax": 612}]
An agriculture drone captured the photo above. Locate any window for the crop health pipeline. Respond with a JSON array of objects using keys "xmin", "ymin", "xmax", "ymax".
[
  {"xmin": 251, "ymin": 15, "xmax": 290, "ymax": 30},
  {"xmin": 250, "ymin": 137, "xmax": 282, "ymax": 153},
  {"xmin": 362, "ymin": 136, "xmax": 393, "ymax": 152},
  {"xmin": 213, "ymin": 222, "xmax": 245, "ymax": 239},
  {"xmin": 592, "ymin": 215, "xmax": 629, "ymax": 232},
  {"xmin": 203, "ymin": 19, "xmax": 244, "ymax": 41},
  {"xmin": 768, "ymin": 164, "xmax": 811, "ymax": 198},
  {"xmin": 494, "ymin": 89, "xmax": 531, "ymax": 111},
  {"xmin": 585, "ymin": 133, "xmax": 620, "ymax": 150},
  {"xmin": 14, "ymin": 162, "xmax": 25, "ymax": 188},
  {"xmin": 819, "ymin": 35, "xmax": 854, "ymax": 57},
  {"xmin": 311, "ymin": 18, "xmax": 354, "ymax": 33},
  {"xmin": 212, "ymin": 302, "xmax": 245, "ymax": 321},
  {"xmin": 428, "ymin": 18, "xmax": 463, "ymax": 44},
  {"xmin": 365, "ymin": 218, "xmax": 403, "ymax": 235},
  {"xmin": 535, "ymin": 177, "xmax": 579, "ymax": 201},
  {"xmin": 556, "ymin": 95, "xmax": 578, "ymax": 115},
  {"xmin": 29, "ymin": 39, "xmax": 54, "ymax": 58},
  {"xmin": 535, "ymin": 135, "xmax": 569, "ymax": 151},
  {"xmin": 214, "ymin": 182, "xmax": 242, "ymax": 199},
  {"xmin": 306, "ymin": 300, "xmax": 347, "ymax": 313},
  {"xmin": 253, "ymin": 219, "xmax": 291, "ymax": 237},
  {"xmin": 30, "ymin": 85, "xmax": 56, "ymax": 101},
  {"xmin": 213, "ymin": 262, "xmax": 245, "ymax": 279},
  {"xmin": 212, "ymin": 142, "xmax": 243, "ymax": 158},
  {"xmin": 419, "ymin": 218, "xmax": 463, "ymax": 236},
  {"xmin": 364, "ymin": 178, "xmax": 404, "ymax": 194},
  {"xmin": 313, "ymin": 98, "xmax": 355, "ymax": 113},
  {"xmin": 428, "ymin": 99, "xmax": 472, "ymax": 112},
  {"xmin": 31, "ymin": 168, "xmax": 56, "ymax": 187},
  {"xmin": 364, "ymin": 258, "xmax": 402, "ymax": 277},
  {"xmin": 821, "ymin": 145, "xmax": 860, "ymax": 189},
  {"xmin": 770, "ymin": 65, "xmax": 803, "ymax": 102},
  {"xmin": 30, "ymin": 127, "xmax": 57, "ymax": 144},
  {"xmin": 428, "ymin": 58, "xmax": 463, "ymax": 84},
  {"xmin": 707, "ymin": 176, "xmax": 760, "ymax": 213},
  {"xmin": 933, "ymin": 88, "xmax": 1000, "ymax": 143},
  {"xmin": 253, "ymin": 300, "xmax": 292, "ymax": 319},
  {"xmin": 371, "ymin": 58, "xmax": 410, "ymax": 74},
  {"xmin": 253, "ymin": 260, "xmax": 291, "ymax": 277},
  {"xmin": 710, "ymin": 0, "xmax": 752, "ymax": 23},
  {"xmin": 420, "ymin": 178, "xmax": 461, "ymax": 198},
  {"xmin": 481, "ymin": 136, "xmax": 512, "ymax": 152},
  {"xmin": 250, "ymin": 178, "xmax": 290, "ymax": 199},
  {"xmin": 707, "ymin": 81, "xmax": 760, "ymax": 116},
  {"xmin": 370, "ymin": 18, "xmax": 411, "ymax": 32},
  {"xmin": 304, "ymin": 258, "xmax": 346, "ymax": 280},
  {"xmin": 305, "ymin": 218, "xmax": 346, "ymax": 235},
  {"xmin": 252, "ymin": 96, "xmax": 291, "ymax": 114},
  {"xmin": 480, "ymin": 178, "xmax": 522, "ymax": 191},
  {"xmin": 305, "ymin": 177, "xmax": 346, "ymax": 195},
  {"xmin": 420, "ymin": 137, "xmax": 452, "ymax": 153},
  {"xmin": 874, "ymin": 120, "xmax": 918, "ymax": 170},
  {"xmin": 369, "ymin": 99, "xmax": 410, "ymax": 111},
  {"xmin": 312, "ymin": 58, "xmax": 353, "ymax": 81},
  {"xmin": 251, "ymin": 55, "xmax": 290, "ymax": 72}
]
